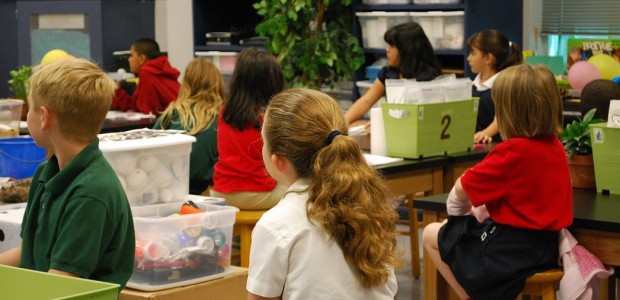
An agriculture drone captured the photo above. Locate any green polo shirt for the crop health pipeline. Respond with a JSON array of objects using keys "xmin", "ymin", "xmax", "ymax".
[
  {"xmin": 20, "ymin": 138, "xmax": 135, "ymax": 289},
  {"xmin": 154, "ymin": 108, "xmax": 218, "ymax": 184}
]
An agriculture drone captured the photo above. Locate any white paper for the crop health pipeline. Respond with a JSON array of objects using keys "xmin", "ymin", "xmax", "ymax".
[
  {"xmin": 607, "ymin": 100, "xmax": 620, "ymax": 127},
  {"xmin": 363, "ymin": 153, "xmax": 403, "ymax": 167},
  {"xmin": 370, "ymin": 107, "xmax": 387, "ymax": 156}
]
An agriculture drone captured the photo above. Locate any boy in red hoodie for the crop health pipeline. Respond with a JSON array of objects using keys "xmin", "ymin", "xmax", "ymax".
[{"xmin": 111, "ymin": 38, "xmax": 180, "ymax": 116}]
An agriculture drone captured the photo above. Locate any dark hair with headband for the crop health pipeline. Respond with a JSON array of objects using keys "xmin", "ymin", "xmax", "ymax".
[
  {"xmin": 468, "ymin": 29, "xmax": 522, "ymax": 72},
  {"xmin": 263, "ymin": 88, "xmax": 401, "ymax": 288}
]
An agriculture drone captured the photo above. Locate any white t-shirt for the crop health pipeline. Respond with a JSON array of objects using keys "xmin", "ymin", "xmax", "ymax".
[{"xmin": 246, "ymin": 179, "xmax": 398, "ymax": 299}]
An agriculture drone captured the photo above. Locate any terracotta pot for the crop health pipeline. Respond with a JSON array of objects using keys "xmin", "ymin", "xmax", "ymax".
[{"xmin": 568, "ymin": 155, "xmax": 596, "ymax": 189}]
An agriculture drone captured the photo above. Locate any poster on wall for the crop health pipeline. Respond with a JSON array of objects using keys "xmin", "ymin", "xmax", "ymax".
[{"xmin": 566, "ymin": 38, "xmax": 620, "ymax": 70}]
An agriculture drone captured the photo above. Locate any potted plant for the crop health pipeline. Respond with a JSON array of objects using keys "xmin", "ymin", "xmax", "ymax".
[
  {"xmin": 253, "ymin": 0, "xmax": 364, "ymax": 89},
  {"xmin": 559, "ymin": 108, "xmax": 605, "ymax": 188},
  {"xmin": 8, "ymin": 65, "xmax": 32, "ymax": 120}
]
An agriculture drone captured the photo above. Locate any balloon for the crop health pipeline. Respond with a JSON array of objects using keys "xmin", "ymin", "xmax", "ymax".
[
  {"xmin": 40, "ymin": 49, "xmax": 75, "ymax": 65},
  {"xmin": 567, "ymin": 61, "xmax": 601, "ymax": 92},
  {"xmin": 588, "ymin": 53, "xmax": 620, "ymax": 80}
]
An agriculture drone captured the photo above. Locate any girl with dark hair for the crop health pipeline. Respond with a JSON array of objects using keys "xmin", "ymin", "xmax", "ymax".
[
  {"xmin": 212, "ymin": 48, "xmax": 287, "ymax": 210},
  {"xmin": 345, "ymin": 21, "xmax": 442, "ymax": 124},
  {"xmin": 468, "ymin": 29, "xmax": 522, "ymax": 144}
]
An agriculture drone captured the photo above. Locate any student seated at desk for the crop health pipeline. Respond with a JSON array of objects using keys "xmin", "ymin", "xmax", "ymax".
[
  {"xmin": 344, "ymin": 21, "xmax": 441, "ymax": 125},
  {"xmin": 422, "ymin": 64, "xmax": 573, "ymax": 300},
  {"xmin": 154, "ymin": 58, "xmax": 225, "ymax": 195},
  {"xmin": 0, "ymin": 59, "xmax": 135, "ymax": 289},
  {"xmin": 211, "ymin": 48, "xmax": 287, "ymax": 210},
  {"xmin": 247, "ymin": 88, "xmax": 399, "ymax": 299},
  {"xmin": 111, "ymin": 38, "xmax": 180, "ymax": 116}
]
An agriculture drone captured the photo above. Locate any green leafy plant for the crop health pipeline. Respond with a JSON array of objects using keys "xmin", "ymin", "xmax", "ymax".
[
  {"xmin": 8, "ymin": 65, "xmax": 32, "ymax": 100},
  {"xmin": 560, "ymin": 108, "xmax": 605, "ymax": 157},
  {"xmin": 253, "ymin": 0, "xmax": 364, "ymax": 88}
]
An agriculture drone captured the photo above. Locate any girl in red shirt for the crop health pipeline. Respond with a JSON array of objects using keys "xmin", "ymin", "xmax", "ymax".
[{"xmin": 422, "ymin": 64, "xmax": 573, "ymax": 300}]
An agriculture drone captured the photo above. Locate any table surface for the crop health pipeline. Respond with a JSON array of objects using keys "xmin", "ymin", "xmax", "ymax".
[
  {"xmin": 413, "ymin": 189, "xmax": 620, "ymax": 233},
  {"xmin": 19, "ymin": 113, "xmax": 157, "ymax": 135}
]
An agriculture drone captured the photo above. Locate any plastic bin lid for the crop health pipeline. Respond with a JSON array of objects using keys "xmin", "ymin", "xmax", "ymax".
[
  {"xmin": 410, "ymin": 11, "xmax": 464, "ymax": 17},
  {"xmin": 356, "ymin": 11, "xmax": 411, "ymax": 17},
  {"xmin": 0, "ymin": 99, "xmax": 24, "ymax": 107},
  {"xmin": 98, "ymin": 129, "xmax": 196, "ymax": 152}
]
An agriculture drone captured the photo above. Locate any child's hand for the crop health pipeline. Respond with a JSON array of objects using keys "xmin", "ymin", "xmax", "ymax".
[
  {"xmin": 472, "ymin": 205, "xmax": 490, "ymax": 223},
  {"xmin": 473, "ymin": 131, "xmax": 492, "ymax": 144}
]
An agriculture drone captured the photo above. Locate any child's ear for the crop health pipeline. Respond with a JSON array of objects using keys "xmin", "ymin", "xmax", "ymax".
[
  {"xmin": 271, "ymin": 153, "xmax": 288, "ymax": 173},
  {"xmin": 39, "ymin": 106, "xmax": 52, "ymax": 130},
  {"xmin": 485, "ymin": 53, "xmax": 496, "ymax": 66}
]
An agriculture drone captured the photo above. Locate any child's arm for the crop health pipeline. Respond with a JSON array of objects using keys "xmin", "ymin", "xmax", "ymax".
[
  {"xmin": 345, "ymin": 79, "xmax": 385, "ymax": 124},
  {"xmin": 49, "ymin": 269, "xmax": 79, "ymax": 277},
  {"xmin": 446, "ymin": 178, "xmax": 472, "ymax": 216},
  {"xmin": 473, "ymin": 117, "xmax": 499, "ymax": 144},
  {"xmin": 0, "ymin": 245, "xmax": 22, "ymax": 267}
]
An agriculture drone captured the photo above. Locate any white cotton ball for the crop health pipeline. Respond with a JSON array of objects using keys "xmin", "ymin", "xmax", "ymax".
[
  {"xmin": 127, "ymin": 168, "xmax": 148, "ymax": 190},
  {"xmin": 113, "ymin": 153, "xmax": 137, "ymax": 176},
  {"xmin": 159, "ymin": 188, "xmax": 174, "ymax": 203},
  {"xmin": 149, "ymin": 166, "xmax": 172, "ymax": 187},
  {"xmin": 138, "ymin": 155, "xmax": 159, "ymax": 172},
  {"xmin": 172, "ymin": 159, "xmax": 187, "ymax": 178},
  {"xmin": 124, "ymin": 189, "xmax": 140, "ymax": 206},
  {"xmin": 169, "ymin": 184, "xmax": 186, "ymax": 202}
]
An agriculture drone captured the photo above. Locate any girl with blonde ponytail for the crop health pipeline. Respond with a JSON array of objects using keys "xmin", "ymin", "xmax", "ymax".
[{"xmin": 247, "ymin": 88, "xmax": 401, "ymax": 300}]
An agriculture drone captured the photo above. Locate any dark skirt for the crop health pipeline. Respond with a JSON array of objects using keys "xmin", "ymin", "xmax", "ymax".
[{"xmin": 438, "ymin": 216, "xmax": 559, "ymax": 300}]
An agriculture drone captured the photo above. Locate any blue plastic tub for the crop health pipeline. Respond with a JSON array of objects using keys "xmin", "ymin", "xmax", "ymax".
[
  {"xmin": 0, "ymin": 136, "xmax": 47, "ymax": 179},
  {"xmin": 365, "ymin": 66, "xmax": 382, "ymax": 82}
]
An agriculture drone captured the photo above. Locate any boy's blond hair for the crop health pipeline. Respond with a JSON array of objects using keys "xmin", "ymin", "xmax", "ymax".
[
  {"xmin": 29, "ymin": 58, "xmax": 115, "ymax": 143},
  {"xmin": 493, "ymin": 64, "xmax": 563, "ymax": 140}
]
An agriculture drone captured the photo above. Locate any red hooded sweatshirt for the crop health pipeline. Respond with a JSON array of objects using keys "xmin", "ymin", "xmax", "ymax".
[{"xmin": 111, "ymin": 56, "xmax": 180, "ymax": 115}]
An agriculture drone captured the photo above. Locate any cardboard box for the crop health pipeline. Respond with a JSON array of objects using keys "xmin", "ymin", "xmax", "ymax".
[
  {"xmin": 590, "ymin": 123, "xmax": 620, "ymax": 194},
  {"xmin": 382, "ymin": 98, "xmax": 478, "ymax": 159},
  {"xmin": 120, "ymin": 267, "xmax": 248, "ymax": 300},
  {"xmin": 0, "ymin": 203, "xmax": 26, "ymax": 253},
  {"xmin": 128, "ymin": 202, "xmax": 238, "ymax": 290},
  {"xmin": 0, "ymin": 265, "xmax": 119, "ymax": 299},
  {"xmin": 98, "ymin": 130, "xmax": 196, "ymax": 206}
]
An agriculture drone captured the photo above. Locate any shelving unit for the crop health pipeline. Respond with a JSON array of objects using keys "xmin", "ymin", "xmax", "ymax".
[{"xmin": 352, "ymin": 0, "xmax": 523, "ymax": 85}]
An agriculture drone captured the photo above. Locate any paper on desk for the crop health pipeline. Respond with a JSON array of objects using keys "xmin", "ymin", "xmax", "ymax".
[
  {"xmin": 363, "ymin": 153, "xmax": 403, "ymax": 167},
  {"xmin": 349, "ymin": 125, "xmax": 368, "ymax": 137},
  {"xmin": 106, "ymin": 111, "xmax": 156, "ymax": 121}
]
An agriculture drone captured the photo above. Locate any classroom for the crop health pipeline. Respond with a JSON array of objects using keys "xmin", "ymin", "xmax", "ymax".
[{"xmin": 0, "ymin": 1, "xmax": 619, "ymax": 299}]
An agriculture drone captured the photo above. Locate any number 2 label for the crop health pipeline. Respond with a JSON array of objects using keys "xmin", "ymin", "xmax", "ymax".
[{"xmin": 441, "ymin": 115, "xmax": 451, "ymax": 140}]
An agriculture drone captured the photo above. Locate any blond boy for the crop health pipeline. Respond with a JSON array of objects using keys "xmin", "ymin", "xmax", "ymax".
[{"xmin": 0, "ymin": 59, "xmax": 135, "ymax": 288}]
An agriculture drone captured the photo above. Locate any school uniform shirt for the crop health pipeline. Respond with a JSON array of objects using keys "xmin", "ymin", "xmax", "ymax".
[
  {"xmin": 460, "ymin": 136, "xmax": 573, "ymax": 230},
  {"xmin": 20, "ymin": 139, "xmax": 135, "ymax": 289},
  {"xmin": 153, "ymin": 108, "xmax": 218, "ymax": 193},
  {"xmin": 112, "ymin": 55, "xmax": 180, "ymax": 116},
  {"xmin": 212, "ymin": 109, "xmax": 277, "ymax": 193},
  {"xmin": 473, "ymin": 73, "xmax": 501, "ymax": 142},
  {"xmin": 247, "ymin": 179, "xmax": 398, "ymax": 299}
]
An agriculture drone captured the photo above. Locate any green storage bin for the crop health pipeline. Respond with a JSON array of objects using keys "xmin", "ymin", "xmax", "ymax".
[
  {"xmin": 590, "ymin": 123, "xmax": 620, "ymax": 195},
  {"xmin": 382, "ymin": 98, "xmax": 479, "ymax": 159},
  {"xmin": 0, "ymin": 265, "xmax": 119, "ymax": 299}
]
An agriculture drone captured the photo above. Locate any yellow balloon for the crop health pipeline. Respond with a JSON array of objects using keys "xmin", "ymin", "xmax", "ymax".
[
  {"xmin": 40, "ymin": 49, "xmax": 69, "ymax": 65},
  {"xmin": 588, "ymin": 53, "xmax": 620, "ymax": 80}
]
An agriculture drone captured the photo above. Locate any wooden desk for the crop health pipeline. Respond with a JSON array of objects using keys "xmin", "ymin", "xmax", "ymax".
[
  {"xmin": 414, "ymin": 190, "xmax": 620, "ymax": 300},
  {"xmin": 443, "ymin": 143, "xmax": 494, "ymax": 193},
  {"xmin": 375, "ymin": 157, "xmax": 448, "ymax": 279}
]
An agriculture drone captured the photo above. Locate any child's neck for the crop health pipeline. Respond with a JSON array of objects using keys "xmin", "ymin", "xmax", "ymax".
[{"xmin": 479, "ymin": 69, "xmax": 497, "ymax": 83}]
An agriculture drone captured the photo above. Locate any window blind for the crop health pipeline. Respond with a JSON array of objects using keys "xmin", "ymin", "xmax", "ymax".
[{"xmin": 541, "ymin": 0, "xmax": 620, "ymax": 35}]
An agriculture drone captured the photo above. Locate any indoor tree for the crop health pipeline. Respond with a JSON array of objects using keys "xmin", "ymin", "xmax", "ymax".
[{"xmin": 253, "ymin": 0, "xmax": 364, "ymax": 88}]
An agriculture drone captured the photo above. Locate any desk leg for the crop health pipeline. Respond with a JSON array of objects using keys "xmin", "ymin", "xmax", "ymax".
[{"xmin": 408, "ymin": 194, "xmax": 421, "ymax": 279}]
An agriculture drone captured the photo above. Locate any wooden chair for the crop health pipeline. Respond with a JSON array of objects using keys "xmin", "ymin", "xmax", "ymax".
[
  {"xmin": 518, "ymin": 268, "xmax": 564, "ymax": 300},
  {"xmin": 233, "ymin": 210, "xmax": 268, "ymax": 268}
]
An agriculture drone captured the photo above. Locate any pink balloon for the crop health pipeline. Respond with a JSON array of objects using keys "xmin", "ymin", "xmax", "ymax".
[{"xmin": 568, "ymin": 61, "xmax": 601, "ymax": 92}]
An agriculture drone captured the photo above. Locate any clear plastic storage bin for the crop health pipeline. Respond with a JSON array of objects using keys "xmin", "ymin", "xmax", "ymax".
[
  {"xmin": 194, "ymin": 51, "xmax": 238, "ymax": 75},
  {"xmin": 410, "ymin": 11, "xmax": 464, "ymax": 50},
  {"xmin": 356, "ymin": 12, "xmax": 412, "ymax": 49},
  {"xmin": 127, "ymin": 201, "xmax": 239, "ymax": 291},
  {"xmin": 98, "ymin": 129, "xmax": 196, "ymax": 206}
]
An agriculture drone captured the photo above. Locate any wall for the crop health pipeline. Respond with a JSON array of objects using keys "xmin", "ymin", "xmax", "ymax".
[{"xmin": 154, "ymin": 0, "xmax": 193, "ymax": 81}]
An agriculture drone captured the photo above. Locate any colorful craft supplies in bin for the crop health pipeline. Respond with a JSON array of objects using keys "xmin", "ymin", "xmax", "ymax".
[{"xmin": 128, "ymin": 201, "xmax": 238, "ymax": 291}]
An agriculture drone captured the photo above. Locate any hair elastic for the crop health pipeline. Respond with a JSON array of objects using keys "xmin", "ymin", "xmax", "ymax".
[{"xmin": 326, "ymin": 130, "xmax": 342, "ymax": 145}]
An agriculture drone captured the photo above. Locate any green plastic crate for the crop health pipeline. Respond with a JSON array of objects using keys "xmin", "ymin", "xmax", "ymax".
[
  {"xmin": 0, "ymin": 265, "xmax": 119, "ymax": 299},
  {"xmin": 590, "ymin": 123, "xmax": 620, "ymax": 195},
  {"xmin": 382, "ymin": 98, "xmax": 479, "ymax": 159}
]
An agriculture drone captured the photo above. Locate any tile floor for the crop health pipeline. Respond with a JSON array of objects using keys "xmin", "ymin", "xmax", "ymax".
[{"xmin": 394, "ymin": 225, "xmax": 423, "ymax": 300}]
